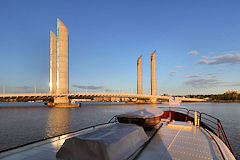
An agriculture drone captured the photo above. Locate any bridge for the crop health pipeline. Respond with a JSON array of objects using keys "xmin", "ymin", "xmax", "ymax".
[
  {"xmin": 0, "ymin": 93, "xmax": 205, "ymax": 103},
  {"xmin": 0, "ymin": 18, "xmax": 206, "ymax": 106}
]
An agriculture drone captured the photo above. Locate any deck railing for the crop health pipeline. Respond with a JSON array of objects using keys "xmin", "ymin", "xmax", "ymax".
[
  {"xmin": 157, "ymin": 106, "xmax": 235, "ymax": 156},
  {"xmin": 200, "ymin": 112, "xmax": 234, "ymax": 155}
]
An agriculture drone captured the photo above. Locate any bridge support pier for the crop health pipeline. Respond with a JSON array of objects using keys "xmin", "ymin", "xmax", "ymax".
[
  {"xmin": 47, "ymin": 96, "xmax": 80, "ymax": 107},
  {"xmin": 136, "ymin": 99, "xmax": 146, "ymax": 104},
  {"xmin": 150, "ymin": 97, "xmax": 158, "ymax": 104}
]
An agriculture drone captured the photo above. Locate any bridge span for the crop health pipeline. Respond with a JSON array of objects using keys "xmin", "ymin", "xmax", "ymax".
[
  {"xmin": 0, "ymin": 19, "xmax": 207, "ymax": 106},
  {"xmin": 0, "ymin": 92, "xmax": 206, "ymax": 103}
]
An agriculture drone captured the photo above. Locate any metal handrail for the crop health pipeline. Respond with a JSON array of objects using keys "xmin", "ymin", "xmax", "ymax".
[
  {"xmin": 200, "ymin": 112, "xmax": 233, "ymax": 153},
  {"xmin": 218, "ymin": 120, "xmax": 234, "ymax": 154},
  {"xmin": 201, "ymin": 116, "xmax": 218, "ymax": 124},
  {"xmin": 157, "ymin": 106, "xmax": 235, "ymax": 157}
]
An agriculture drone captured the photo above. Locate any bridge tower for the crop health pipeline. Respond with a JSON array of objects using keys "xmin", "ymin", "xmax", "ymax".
[
  {"xmin": 56, "ymin": 18, "xmax": 69, "ymax": 95},
  {"xmin": 48, "ymin": 18, "xmax": 79, "ymax": 107},
  {"xmin": 49, "ymin": 31, "xmax": 57, "ymax": 94},
  {"xmin": 136, "ymin": 56, "xmax": 145, "ymax": 103},
  {"xmin": 137, "ymin": 56, "xmax": 142, "ymax": 94},
  {"xmin": 151, "ymin": 50, "xmax": 157, "ymax": 103}
]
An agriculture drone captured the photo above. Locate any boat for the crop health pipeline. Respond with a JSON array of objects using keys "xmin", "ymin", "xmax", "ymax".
[
  {"xmin": 0, "ymin": 106, "xmax": 236, "ymax": 160},
  {"xmin": 116, "ymin": 108, "xmax": 164, "ymax": 128}
]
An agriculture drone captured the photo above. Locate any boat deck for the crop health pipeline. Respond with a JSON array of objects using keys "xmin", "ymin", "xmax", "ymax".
[
  {"xmin": 138, "ymin": 121, "xmax": 233, "ymax": 160},
  {"xmin": 0, "ymin": 121, "xmax": 235, "ymax": 160}
]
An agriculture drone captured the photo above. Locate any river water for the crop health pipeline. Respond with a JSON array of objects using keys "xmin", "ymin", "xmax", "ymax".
[{"xmin": 0, "ymin": 102, "xmax": 239, "ymax": 159}]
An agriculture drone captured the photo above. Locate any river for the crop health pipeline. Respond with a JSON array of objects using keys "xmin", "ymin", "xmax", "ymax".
[{"xmin": 0, "ymin": 102, "xmax": 239, "ymax": 159}]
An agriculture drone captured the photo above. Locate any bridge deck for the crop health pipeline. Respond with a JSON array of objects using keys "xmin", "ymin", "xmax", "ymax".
[{"xmin": 0, "ymin": 92, "xmax": 205, "ymax": 102}]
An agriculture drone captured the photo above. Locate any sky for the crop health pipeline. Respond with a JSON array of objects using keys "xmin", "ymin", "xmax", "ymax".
[{"xmin": 0, "ymin": 0, "xmax": 240, "ymax": 95}]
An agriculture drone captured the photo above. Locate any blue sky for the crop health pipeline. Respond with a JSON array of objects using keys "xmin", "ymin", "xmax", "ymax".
[{"xmin": 0, "ymin": 0, "xmax": 240, "ymax": 95}]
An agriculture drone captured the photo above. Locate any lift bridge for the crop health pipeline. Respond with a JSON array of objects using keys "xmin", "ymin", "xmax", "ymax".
[{"xmin": 0, "ymin": 19, "xmax": 206, "ymax": 106}]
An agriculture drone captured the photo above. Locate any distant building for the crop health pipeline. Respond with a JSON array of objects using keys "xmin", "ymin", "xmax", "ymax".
[
  {"xmin": 204, "ymin": 97, "xmax": 212, "ymax": 100},
  {"xmin": 224, "ymin": 90, "xmax": 238, "ymax": 94}
]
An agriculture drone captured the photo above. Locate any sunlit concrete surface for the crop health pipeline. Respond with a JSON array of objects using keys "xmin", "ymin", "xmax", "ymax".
[
  {"xmin": 56, "ymin": 18, "xmax": 69, "ymax": 95},
  {"xmin": 137, "ymin": 56, "xmax": 143, "ymax": 94},
  {"xmin": 49, "ymin": 31, "xmax": 57, "ymax": 94},
  {"xmin": 151, "ymin": 51, "xmax": 157, "ymax": 103}
]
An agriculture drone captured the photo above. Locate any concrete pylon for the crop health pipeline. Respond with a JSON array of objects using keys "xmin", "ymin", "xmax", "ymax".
[
  {"xmin": 54, "ymin": 18, "xmax": 69, "ymax": 104},
  {"xmin": 137, "ymin": 56, "xmax": 142, "ymax": 94},
  {"xmin": 151, "ymin": 50, "xmax": 157, "ymax": 103},
  {"xmin": 56, "ymin": 18, "xmax": 69, "ymax": 95},
  {"xmin": 48, "ymin": 18, "xmax": 79, "ymax": 107},
  {"xmin": 49, "ymin": 31, "xmax": 57, "ymax": 94}
]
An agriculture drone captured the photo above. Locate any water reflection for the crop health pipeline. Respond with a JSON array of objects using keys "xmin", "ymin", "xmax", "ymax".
[
  {"xmin": 46, "ymin": 108, "xmax": 70, "ymax": 137},
  {"xmin": 151, "ymin": 104, "xmax": 158, "ymax": 108},
  {"xmin": 136, "ymin": 104, "xmax": 144, "ymax": 110}
]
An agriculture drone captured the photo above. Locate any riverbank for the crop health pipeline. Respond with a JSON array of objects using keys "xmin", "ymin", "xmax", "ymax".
[{"xmin": 208, "ymin": 100, "xmax": 240, "ymax": 103}]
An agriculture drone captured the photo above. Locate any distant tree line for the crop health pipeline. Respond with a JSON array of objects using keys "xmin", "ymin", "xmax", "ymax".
[
  {"xmin": 167, "ymin": 92, "xmax": 240, "ymax": 102},
  {"xmin": 184, "ymin": 93, "xmax": 240, "ymax": 100},
  {"xmin": 210, "ymin": 93, "xmax": 240, "ymax": 101}
]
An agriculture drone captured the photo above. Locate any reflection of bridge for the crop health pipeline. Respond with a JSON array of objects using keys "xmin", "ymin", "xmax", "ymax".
[{"xmin": 0, "ymin": 93, "xmax": 205, "ymax": 103}]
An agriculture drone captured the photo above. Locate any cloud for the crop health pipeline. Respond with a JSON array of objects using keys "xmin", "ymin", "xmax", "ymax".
[
  {"xmin": 16, "ymin": 86, "xmax": 33, "ymax": 90},
  {"xmin": 230, "ymin": 83, "xmax": 240, "ymax": 86},
  {"xmin": 207, "ymin": 75, "xmax": 217, "ymax": 78},
  {"xmin": 206, "ymin": 72, "xmax": 221, "ymax": 76},
  {"xmin": 198, "ymin": 59, "xmax": 210, "ymax": 64},
  {"xmin": 206, "ymin": 72, "xmax": 222, "ymax": 77},
  {"xmin": 170, "ymin": 71, "xmax": 176, "ymax": 76},
  {"xmin": 105, "ymin": 89, "xmax": 115, "ymax": 92},
  {"xmin": 198, "ymin": 53, "xmax": 240, "ymax": 65},
  {"xmin": 72, "ymin": 85, "xmax": 104, "ymax": 90},
  {"xmin": 184, "ymin": 75, "xmax": 201, "ymax": 78},
  {"xmin": 174, "ymin": 65, "xmax": 182, "ymax": 69},
  {"xmin": 184, "ymin": 78, "xmax": 222, "ymax": 88},
  {"xmin": 188, "ymin": 50, "xmax": 198, "ymax": 55},
  {"xmin": 201, "ymin": 56, "xmax": 208, "ymax": 59},
  {"xmin": 185, "ymin": 72, "xmax": 221, "ymax": 79}
]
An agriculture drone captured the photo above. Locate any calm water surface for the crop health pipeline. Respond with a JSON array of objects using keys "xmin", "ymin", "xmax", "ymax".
[{"xmin": 0, "ymin": 102, "xmax": 239, "ymax": 159}]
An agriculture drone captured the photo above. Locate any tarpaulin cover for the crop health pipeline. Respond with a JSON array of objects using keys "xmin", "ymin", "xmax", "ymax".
[
  {"xmin": 56, "ymin": 123, "xmax": 148, "ymax": 160},
  {"xmin": 117, "ymin": 108, "xmax": 164, "ymax": 119}
]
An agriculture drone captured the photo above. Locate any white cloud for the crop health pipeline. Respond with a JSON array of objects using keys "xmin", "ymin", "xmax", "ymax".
[
  {"xmin": 231, "ymin": 83, "xmax": 240, "ymax": 86},
  {"xmin": 198, "ymin": 59, "xmax": 211, "ymax": 64},
  {"xmin": 184, "ymin": 75, "xmax": 201, "ymax": 78},
  {"xmin": 201, "ymin": 56, "xmax": 208, "ymax": 59},
  {"xmin": 206, "ymin": 72, "xmax": 221, "ymax": 76},
  {"xmin": 72, "ymin": 85, "xmax": 104, "ymax": 90},
  {"xmin": 174, "ymin": 65, "xmax": 182, "ymax": 69},
  {"xmin": 188, "ymin": 50, "xmax": 198, "ymax": 55},
  {"xmin": 198, "ymin": 53, "xmax": 240, "ymax": 65},
  {"xmin": 184, "ymin": 78, "xmax": 222, "ymax": 88}
]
